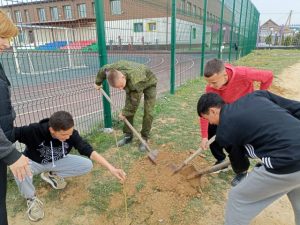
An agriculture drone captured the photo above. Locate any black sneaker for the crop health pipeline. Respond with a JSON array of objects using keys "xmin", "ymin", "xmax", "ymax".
[
  {"xmin": 117, "ymin": 135, "xmax": 133, "ymax": 147},
  {"xmin": 231, "ymin": 172, "xmax": 248, "ymax": 187},
  {"xmin": 212, "ymin": 160, "xmax": 230, "ymax": 174}
]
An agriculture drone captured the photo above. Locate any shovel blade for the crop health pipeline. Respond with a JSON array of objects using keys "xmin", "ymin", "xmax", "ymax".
[
  {"xmin": 147, "ymin": 149, "xmax": 158, "ymax": 164},
  {"xmin": 171, "ymin": 164, "xmax": 185, "ymax": 174}
]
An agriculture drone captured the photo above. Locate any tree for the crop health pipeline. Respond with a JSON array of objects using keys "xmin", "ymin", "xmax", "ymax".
[
  {"xmin": 265, "ymin": 35, "xmax": 272, "ymax": 45},
  {"xmin": 292, "ymin": 32, "xmax": 300, "ymax": 46},
  {"xmin": 283, "ymin": 36, "xmax": 292, "ymax": 46}
]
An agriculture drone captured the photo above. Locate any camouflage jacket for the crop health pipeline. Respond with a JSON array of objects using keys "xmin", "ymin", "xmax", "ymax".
[{"xmin": 95, "ymin": 60, "xmax": 157, "ymax": 93}]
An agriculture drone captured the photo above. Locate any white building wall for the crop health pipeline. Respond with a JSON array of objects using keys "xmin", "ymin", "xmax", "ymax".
[{"xmin": 105, "ymin": 17, "xmax": 206, "ymax": 46}]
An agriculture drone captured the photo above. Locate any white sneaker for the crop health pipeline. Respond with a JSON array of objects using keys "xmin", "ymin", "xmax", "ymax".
[
  {"xmin": 41, "ymin": 172, "xmax": 67, "ymax": 190},
  {"xmin": 26, "ymin": 196, "xmax": 44, "ymax": 222}
]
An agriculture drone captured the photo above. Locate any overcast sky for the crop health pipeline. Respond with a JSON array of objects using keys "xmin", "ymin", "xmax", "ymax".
[{"xmin": 251, "ymin": 0, "xmax": 300, "ymax": 26}]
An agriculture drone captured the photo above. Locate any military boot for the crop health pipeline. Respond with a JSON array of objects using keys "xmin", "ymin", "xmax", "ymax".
[
  {"xmin": 117, "ymin": 134, "xmax": 133, "ymax": 147},
  {"xmin": 139, "ymin": 137, "xmax": 148, "ymax": 152}
]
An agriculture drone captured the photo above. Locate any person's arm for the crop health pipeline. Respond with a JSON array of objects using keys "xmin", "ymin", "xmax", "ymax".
[
  {"xmin": 0, "ymin": 127, "xmax": 32, "ymax": 181},
  {"xmin": 12, "ymin": 124, "xmax": 36, "ymax": 145},
  {"xmin": 254, "ymin": 90, "xmax": 300, "ymax": 119},
  {"xmin": 199, "ymin": 117, "xmax": 209, "ymax": 150},
  {"xmin": 90, "ymin": 151, "xmax": 126, "ymax": 183},
  {"xmin": 244, "ymin": 67, "xmax": 273, "ymax": 90},
  {"xmin": 95, "ymin": 67, "xmax": 107, "ymax": 87},
  {"xmin": 72, "ymin": 131, "xmax": 126, "ymax": 183}
]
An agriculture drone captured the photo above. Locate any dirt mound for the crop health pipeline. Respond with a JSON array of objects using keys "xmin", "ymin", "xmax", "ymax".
[{"xmin": 104, "ymin": 150, "xmax": 211, "ymax": 225}]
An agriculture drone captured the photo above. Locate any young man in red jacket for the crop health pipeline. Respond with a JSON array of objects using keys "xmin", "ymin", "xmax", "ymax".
[{"xmin": 200, "ymin": 58, "xmax": 273, "ymax": 186}]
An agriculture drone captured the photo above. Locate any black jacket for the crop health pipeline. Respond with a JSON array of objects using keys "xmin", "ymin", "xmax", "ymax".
[
  {"xmin": 12, "ymin": 118, "xmax": 94, "ymax": 165},
  {"xmin": 217, "ymin": 90, "xmax": 300, "ymax": 174},
  {"xmin": 0, "ymin": 62, "xmax": 21, "ymax": 165}
]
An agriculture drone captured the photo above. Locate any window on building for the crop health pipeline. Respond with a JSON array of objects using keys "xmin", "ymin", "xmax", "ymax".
[
  {"xmin": 63, "ymin": 5, "xmax": 72, "ymax": 19},
  {"xmin": 199, "ymin": 7, "xmax": 202, "ymax": 18},
  {"xmin": 147, "ymin": 22, "xmax": 156, "ymax": 32},
  {"xmin": 50, "ymin": 7, "xmax": 59, "ymax": 21},
  {"xmin": 24, "ymin": 10, "xmax": 30, "ymax": 22},
  {"xmin": 133, "ymin": 23, "xmax": 143, "ymax": 32},
  {"xmin": 77, "ymin": 4, "xmax": 87, "ymax": 18},
  {"xmin": 18, "ymin": 30, "xmax": 25, "ymax": 43},
  {"xmin": 110, "ymin": 0, "xmax": 121, "ymax": 15},
  {"xmin": 187, "ymin": 2, "xmax": 191, "ymax": 15},
  {"xmin": 192, "ymin": 5, "xmax": 196, "ymax": 16},
  {"xmin": 37, "ymin": 8, "xmax": 46, "ymax": 22},
  {"xmin": 180, "ymin": 0, "xmax": 185, "ymax": 13},
  {"xmin": 192, "ymin": 27, "xmax": 196, "ymax": 39},
  {"xmin": 14, "ymin": 10, "xmax": 22, "ymax": 23},
  {"xmin": 92, "ymin": 2, "xmax": 95, "ymax": 15}
]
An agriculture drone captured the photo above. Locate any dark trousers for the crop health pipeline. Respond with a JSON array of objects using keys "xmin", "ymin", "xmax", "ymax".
[
  {"xmin": 0, "ymin": 162, "xmax": 8, "ymax": 225},
  {"xmin": 123, "ymin": 85, "xmax": 156, "ymax": 139},
  {"xmin": 208, "ymin": 124, "xmax": 249, "ymax": 174}
]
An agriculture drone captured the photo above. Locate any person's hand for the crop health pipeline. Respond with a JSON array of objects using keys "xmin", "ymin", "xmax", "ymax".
[
  {"xmin": 9, "ymin": 155, "xmax": 32, "ymax": 182},
  {"xmin": 200, "ymin": 138, "xmax": 209, "ymax": 150},
  {"xmin": 109, "ymin": 167, "xmax": 126, "ymax": 183},
  {"xmin": 94, "ymin": 83, "xmax": 102, "ymax": 90},
  {"xmin": 118, "ymin": 112, "xmax": 126, "ymax": 121}
]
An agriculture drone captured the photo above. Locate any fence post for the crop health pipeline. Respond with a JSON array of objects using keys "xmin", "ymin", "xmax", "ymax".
[
  {"xmin": 236, "ymin": 0, "xmax": 244, "ymax": 60},
  {"xmin": 241, "ymin": 0, "xmax": 249, "ymax": 57},
  {"xmin": 228, "ymin": 0, "xmax": 236, "ymax": 62},
  {"xmin": 218, "ymin": 0, "xmax": 225, "ymax": 59},
  {"xmin": 245, "ymin": 3, "xmax": 253, "ymax": 55},
  {"xmin": 95, "ymin": 0, "xmax": 112, "ymax": 128},
  {"xmin": 200, "ymin": 0, "xmax": 208, "ymax": 76},
  {"xmin": 170, "ymin": 0, "xmax": 176, "ymax": 94}
]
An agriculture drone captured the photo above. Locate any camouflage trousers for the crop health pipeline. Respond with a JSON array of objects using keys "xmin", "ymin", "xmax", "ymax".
[{"xmin": 122, "ymin": 84, "xmax": 157, "ymax": 139}]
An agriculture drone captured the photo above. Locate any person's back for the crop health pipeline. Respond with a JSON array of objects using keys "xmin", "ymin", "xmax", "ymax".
[
  {"xmin": 218, "ymin": 90, "xmax": 300, "ymax": 174},
  {"xmin": 96, "ymin": 60, "xmax": 157, "ymax": 92}
]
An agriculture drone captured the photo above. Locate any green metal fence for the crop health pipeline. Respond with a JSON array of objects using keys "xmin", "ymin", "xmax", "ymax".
[{"xmin": 0, "ymin": 0, "xmax": 259, "ymax": 134}]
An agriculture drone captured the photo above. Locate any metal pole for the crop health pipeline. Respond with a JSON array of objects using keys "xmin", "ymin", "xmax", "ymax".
[
  {"xmin": 95, "ymin": 0, "xmax": 112, "ymax": 128},
  {"xmin": 189, "ymin": 25, "xmax": 192, "ymax": 50},
  {"xmin": 241, "ymin": 0, "xmax": 249, "ymax": 57},
  {"xmin": 170, "ymin": 0, "xmax": 176, "ymax": 94},
  {"xmin": 245, "ymin": 3, "xmax": 253, "ymax": 55},
  {"xmin": 228, "ymin": 0, "xmax": 236, "ymax": 62},
  {"xmin": 218, "ymin": 0, "xmax": 225, "ymax": 59},
  {"xmin": 200, "ymin": 0, "xmax": 208, "ymax": 76},
  {"xmin": 236, "ymin": 0, "xmax": 244, "ymax": 60}
]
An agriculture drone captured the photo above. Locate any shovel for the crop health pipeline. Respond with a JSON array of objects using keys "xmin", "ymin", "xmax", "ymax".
[
  {"xmin": 170, "ymin": 135, "xmax": 216, "ymax": 174},
  {"xmin": 100, "ymin": 88, "xmax": 158, "ymax": 164},
  {"xmin": 187, "ymin": 160, "xmax": 231, "ymax": 180}
]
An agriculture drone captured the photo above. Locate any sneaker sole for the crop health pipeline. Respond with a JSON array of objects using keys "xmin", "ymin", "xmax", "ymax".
[
  {"xmin": 40, "ymin": 173, "xmax": 66, "ymax": 190},
  {"xmin": 28, "ymin": 211, "xmax": 45, "ymax": 222}
]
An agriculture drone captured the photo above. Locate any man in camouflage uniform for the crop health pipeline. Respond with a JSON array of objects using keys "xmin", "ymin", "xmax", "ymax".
[{"xmin": 94, "ymin": 60, "xmax": 157, "ymax": 152}]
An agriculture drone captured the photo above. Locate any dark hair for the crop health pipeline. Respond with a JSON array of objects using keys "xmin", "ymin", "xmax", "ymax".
[
  {"xmin": 197, "ymin": 93, "xmax": 224, "ymax": 116},
  {"xmin": 49, "ymin": 111, "xmax": 74, "ymax": 131},
  {"xmin": 204, "ymin": 58, "xmax": 225, "ymax": 77}
]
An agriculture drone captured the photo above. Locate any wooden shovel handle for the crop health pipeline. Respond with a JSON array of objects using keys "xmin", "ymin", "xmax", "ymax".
[
  {"xmin": 183, "ymin": 135, "xmax": 216, "ymax": 165},
  {"xmin": 187, "ymin": 160, "xmax": 231, "ymax": 179}
]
